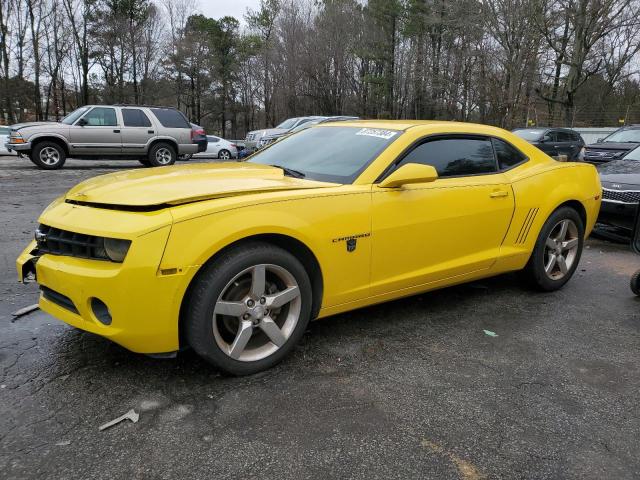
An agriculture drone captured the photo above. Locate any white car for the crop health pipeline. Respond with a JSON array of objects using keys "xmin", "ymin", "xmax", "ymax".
[
  {"xmin": 193, "ymin": 136, "xmax": 238, "ymax": 160},
  {"xmin": 0, "ymin": 126, "xmax": 16, "ymax": 155}
]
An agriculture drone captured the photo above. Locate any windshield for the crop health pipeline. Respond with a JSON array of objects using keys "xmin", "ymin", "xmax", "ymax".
[
  {"xmin": 61, "ymin": 107, "xmax": 90, "ymax": 125},
  {"xmin": 275, "ymin": 118, "xmax": 299, "ymax": 129},
  {"xmin": 290, "ymin": 119, "xmax": 322, "ymax": 134},
  {"xmin": 248, "ymin": 126, "xmax": 400, "ymax": 183},
  {"xmin": 603, "ymin": 129, "xmax": 640, "ymax": 143},
  {"xmin": 624, "ymin": 147, "xmax": 640, "ymax": 161},
  {"xmin": 512, "ymin": 129, "xmax": 543, "ymax": 141}
]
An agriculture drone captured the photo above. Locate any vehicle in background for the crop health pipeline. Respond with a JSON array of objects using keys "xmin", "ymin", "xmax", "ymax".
[
  {"xmin": 595, "ymin": 146, "xmax": 640, "ymax": 237},
  {"xmin": 582, "ymin": 125, "xmax": 640, "ymax": 165},
  {"xmin": 257, "ymin": 116, "xmax": 361, "ymax": 149},
  {"xmin": 179, "ymin": 123, "xmax": 208, "ymax": 161},
  {"xmin": 193, "ymin": 135, "xmax": 238, "ymax": 160},
  {"xmin": 512, "ymin": 127, "xmax": 584, "ymax": 161},
  {"xmin": 5, "ymin": 105, "xmax": 202, "ymax": 169},
  {"xmin": 0, "ymin": 125, "xmax": 16, "ymax": 155},
  {"xmin": 244, "ymin": 116, "xmax": 324, "ymax": 152}
]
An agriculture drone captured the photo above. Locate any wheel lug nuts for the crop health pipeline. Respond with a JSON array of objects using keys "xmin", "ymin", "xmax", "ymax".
[
  {"xmin": 260, "ymin": 297, "xmax": 266, "ymax": 304},
  {"xmin": 247, "ymin": 299, "xmax": 255, "ymax": 307},
  {"xmin": 243, "ymin": 313, "xmax": 250, "ymax": 320}
]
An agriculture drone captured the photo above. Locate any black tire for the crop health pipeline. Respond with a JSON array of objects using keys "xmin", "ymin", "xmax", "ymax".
[
  {"xmin": 630, "ymin": 270, "xmax": 640, "ymax": 296},
  {"xmin": 30, "ymin": 141, "xmax": 66, "ymax": 170},
  {"xmin": 217, "ymin": 149, "xmax": 231, "ymax": 160},
  {"xmin": 148, "ymin": 142, "xmax": 177, "ymax": 167},
  {"xmin": 519, "ymin": 206, "xmax": 585, "ymax": 291},
  {"xmin": 184, "ymin": 242, "xmax": 313, "ymax": 375},
  {"xmin": 138, "ymin": 158, "xmax": 151, "ymax": 167}
]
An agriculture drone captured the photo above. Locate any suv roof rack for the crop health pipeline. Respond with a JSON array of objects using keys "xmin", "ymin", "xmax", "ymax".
[{"xmin": 112, "ymin": 104, "xmax": 178, "ymax": 109}]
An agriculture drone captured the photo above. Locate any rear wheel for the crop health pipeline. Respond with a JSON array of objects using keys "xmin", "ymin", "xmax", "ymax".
[
  {"xmin": 30, "ymin": 141, "xmax": 66, "ymax": 170},
  {"xmin": 218, "ymin": 149, "xmax": 231, "ymax": 160},
  {"xmin": 184, "ymin": 242, "xmax": 312, "ymax": 375},
  {"xmin": 520, "ymin": 206, "xmax": 584, "ymax": 291},
  {"xmin": 148, "ymin": 142, "xmax": 176, "ymax": 167}
]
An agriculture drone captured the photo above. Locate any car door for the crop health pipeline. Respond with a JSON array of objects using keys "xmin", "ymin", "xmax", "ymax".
[
  {"xmin": 370, "ymin": 135, "xmax": 515, "ymax": 295},
  {"xmin": 555, "ymin": 131, "xmax": 576, "ymax": 159},
  {"xmin": 120, "ymin": 108, "xmax": 155, "ymax": 154},
  {"xmin": 207, "ymin": 136, "xmax": 221, "ymax": 156},
  {"xmin": 69, "ymin": 107, "xmax": 122, "ymax": 155},
  {"xmin": 537, "ymin": 130, "xmax": 558, "ymax": 157}
]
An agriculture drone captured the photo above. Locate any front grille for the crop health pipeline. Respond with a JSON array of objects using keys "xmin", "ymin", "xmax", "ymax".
[
  {"xmin": 602, "ymin": 188, "xmax": 640, "ymax": 204},
  {"xmin": 41, "ymin": 286, "xmax": 79, "ymax": 314},
  {"xmin": 35, "ymin": 224, "xmax": 106, "ymax": 260}
]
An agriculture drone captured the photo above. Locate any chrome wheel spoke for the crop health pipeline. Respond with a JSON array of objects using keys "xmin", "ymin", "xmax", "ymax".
[
  {"xmin": 214, "ymin": 300, "xmax": 246, "ymax": 317},
  {"xmin": 259, "ymin": 317, "xmax": 287, "ymax": 347},
  {"xmin": 557, "ymin": 220, "xmax": 569, "ymax": 241},
  {"xmin": 250, "ymin": 265, "xmax": 266, "ymax": 298},
  {"xmin": 561, "ymin": 238, "xmax": 578, "ymax": 250},
  {"xmin": 545, "ymin": 253, "xmax": 557, "ymax": 274},
  {"xmin": 229, "ymin": 320, "xmax": 253, "ymax": 359},
  {"xmin": 546, "ymin": 238, "xmax": 558, "ymax": 250},
  {"xmin": 265, "ymin": 286, "xmax": 300, "ymax": 308},
  {"xmin": 557, "ymin": 255, "xmax": 568, "ymax": 274}
]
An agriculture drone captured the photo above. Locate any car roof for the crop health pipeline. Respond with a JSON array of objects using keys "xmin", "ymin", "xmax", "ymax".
[{"xmin": 317, "ymin": 119, "xmax": 511, "ymax": 132}]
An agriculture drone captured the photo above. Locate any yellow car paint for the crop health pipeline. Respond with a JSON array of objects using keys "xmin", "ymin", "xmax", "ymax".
[{"xmin": 16, "ymin": 120, "xmax": 601, "ymax": 354}]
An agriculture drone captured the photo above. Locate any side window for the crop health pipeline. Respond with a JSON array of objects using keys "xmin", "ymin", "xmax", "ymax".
[
  {"xmin": 207, "ymin": 136, "xmax": 220, "ymax": 143},
  {"xmin": 492, "ymin": 138, "xmax": 526, "ymax": 170},
  {"xmin": 399, "ymin": 137, "xmax": 496, "ymax": 177},
  {"xmin": 81, "ymin": 108, "xmax": 117, "ymax": 126},
  {"xmin": 557, "ymin": 131, "xmax": 573, "ymax": 142},
  {"xmin": 150, "ymin": 108, "xmax": 190, "ymax": 128},
  {"xmin": 122, "ymin": 109, "xmax": 151, "ymax": 127}
]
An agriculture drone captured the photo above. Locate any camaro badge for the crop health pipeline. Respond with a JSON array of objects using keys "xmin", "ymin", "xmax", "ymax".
[{"xmin": 332, "ymin": 233, "xmax": 371, "ymax": 253}]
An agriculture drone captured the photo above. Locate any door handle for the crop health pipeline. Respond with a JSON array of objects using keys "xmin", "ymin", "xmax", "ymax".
[
  {"xmin": 113, "ymin": 129, "xmax": 120, "ymax": 133},
  {"xmin": 490, "ymin": 190, "xmax": 509, "ymax": 198},
  {"xmin": 148, "ymin": 130, "xmax": 154, "ymax": 134}
]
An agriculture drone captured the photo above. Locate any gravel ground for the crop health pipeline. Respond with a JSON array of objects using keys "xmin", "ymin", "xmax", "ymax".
[{"xmin": 1, "ymin": 156, "xmax": 639, "ymax": 479}]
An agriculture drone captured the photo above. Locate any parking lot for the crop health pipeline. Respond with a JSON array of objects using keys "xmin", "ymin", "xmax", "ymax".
[{"xmin": 1, "ymin": 156, "xmax": 639, "ymax": 479}]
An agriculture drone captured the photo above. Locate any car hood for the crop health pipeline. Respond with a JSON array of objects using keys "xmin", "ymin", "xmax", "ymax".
[
  {"xmin": 598, "ymin": 160, "xmax": 640, "ymax": 187},
  {"xmin": 11, "ymin": 121, "xmax": 65, "ymax": 131},
  {"xmin": 65, "ymin": 163, "xmax": 336, "ymax": 208},
  {"xmin": 586, "ymin": 142, "xmax": 639, "ymax": 151}
]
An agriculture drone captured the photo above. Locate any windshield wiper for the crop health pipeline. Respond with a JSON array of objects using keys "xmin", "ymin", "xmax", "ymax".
[{"xmin": 270, "ymin": 164, "xmax": 306, "ymax": 178}]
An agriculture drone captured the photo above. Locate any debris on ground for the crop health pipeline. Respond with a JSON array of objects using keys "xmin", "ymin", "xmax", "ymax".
[
  {"xmin": 11, "ymin": 303, "xmax": 39, "ymax": 320},
  {"xmin": 483, "ymin": 330, "xmax": 498, "ymax": 337},
  {"xmin": 55, "ymin": 440, "xmax": 71, "ymax": 446},
  {"xmin": 98, "ymin": 409, "xmax": 139, "ymax": 431}
]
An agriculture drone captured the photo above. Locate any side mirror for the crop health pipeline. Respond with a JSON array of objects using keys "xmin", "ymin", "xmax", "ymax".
[
  {"xmin": 541, "ymin": 135, "xmax": 551, "ymax": 143},
  {"xmin": 77, "ymin": 118, "xmax": 87, "ymax": 126},
  {"xmin": 379, "ymin": 163, "xmax": 438, "ymax": 188},
  {"xmin": 596, "ymin": 137, "xmax": 603, "ymax": 143}
]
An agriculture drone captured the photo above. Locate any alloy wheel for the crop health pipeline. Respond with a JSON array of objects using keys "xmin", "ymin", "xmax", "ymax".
[
  {"xmin": 39, "ymin": 146, "xmax": 60, "ymax": 166},
  {"xmin": 544, "ymin": 219, "xmax": 579, "ymax": 280},
  {"xmin": 155, "ymin": 147, "xmax": 173, "ymax": 165},
  {"xmin": 212, "ymin": 264, "xmax": 301, "ymax": 362},
  {"xmin": 219, "ymin": 150, "xmax": 231, "ymax": 160}
]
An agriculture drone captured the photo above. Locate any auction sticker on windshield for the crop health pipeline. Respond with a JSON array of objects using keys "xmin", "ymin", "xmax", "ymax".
[{"xmin": 355, "ymin": 128, "xmax": 399, "ymax": 140}]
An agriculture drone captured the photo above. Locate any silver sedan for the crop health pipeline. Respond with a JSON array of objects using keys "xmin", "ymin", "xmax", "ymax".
[{"xmin": 193, "ymin": 136, "xmax": 238, "ymax": 160}]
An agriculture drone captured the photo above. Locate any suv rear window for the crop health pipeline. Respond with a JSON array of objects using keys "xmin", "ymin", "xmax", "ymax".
[
  {"xmin": 122, "ymin": 109, "xmax": 151, "ymax": 127},
  {"xmin": 150, "ymin": 108, "xmax": 190, "ymax": 128}
]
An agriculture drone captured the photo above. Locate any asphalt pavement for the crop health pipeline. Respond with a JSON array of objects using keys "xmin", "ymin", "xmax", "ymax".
[{"xmin": 1, "ymin": 156, "xmax": 639, "ymax": 479}]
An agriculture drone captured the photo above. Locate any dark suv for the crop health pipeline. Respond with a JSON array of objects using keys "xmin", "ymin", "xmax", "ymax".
[
  {"xmin": 511, "ymin": 127, "xmax": 584, "ymax": 161},
  {"xmin": 583, "ymin": 125, "xmax": 640, "ymax": 165},
  {"xmin": 5, "ymin": 105, "xmax": 206, "ymax": 169}
]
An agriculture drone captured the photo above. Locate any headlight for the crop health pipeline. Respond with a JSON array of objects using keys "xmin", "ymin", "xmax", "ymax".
[
  {"xmin": 104, "ymin": 238, "xmax": 132, "ymax": 262},
  {"xmin": 9, "ymin": 132, "xmax": 25, "ymax": 144}
]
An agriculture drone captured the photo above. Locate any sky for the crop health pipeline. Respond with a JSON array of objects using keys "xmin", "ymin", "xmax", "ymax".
[{"xmin": 198, "ymin": 0, "xmax": 260, "ymax": 23}]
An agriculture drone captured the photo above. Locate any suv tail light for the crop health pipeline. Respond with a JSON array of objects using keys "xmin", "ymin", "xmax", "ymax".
[{"xmin": 191, "ymin": 128, "xmax": 205, "ymax": 141}]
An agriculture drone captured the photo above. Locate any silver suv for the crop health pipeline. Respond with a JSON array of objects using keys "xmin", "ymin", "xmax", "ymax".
[{"xmin": 5, "ymin": 105, "xmax": 203, "ymax": 169}]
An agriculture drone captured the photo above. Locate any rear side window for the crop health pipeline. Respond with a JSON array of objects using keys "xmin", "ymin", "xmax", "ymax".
[
  {"xmin": 399, "ymin": 137, "xmax": 496, "ymax": 177},
  {"xmin": 150, "ymin": 108, "xmax": 190, "ymax": 128},
  {"xmin": 82, "ymin": 107, "xmax": 117, "ymax": 126},
  {"xmin": 492, "ymin": 138, "xmax": 526, "ymax": 170},
  {"xmin": 556, "ymin": 131, "xmax": 574, "ymax": 142},
  {"xmin": 122, "ymin": 109, "xmax": 151, "ymax": 127},
  {"xmin": 207, "ymin": 136, "xmax": 220, "ymax": 142}
]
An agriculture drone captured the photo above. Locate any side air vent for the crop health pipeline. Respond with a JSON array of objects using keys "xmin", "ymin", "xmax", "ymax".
[{"xmin": 516, "ymin": 208, "xmax": 538, "ymax": 244}]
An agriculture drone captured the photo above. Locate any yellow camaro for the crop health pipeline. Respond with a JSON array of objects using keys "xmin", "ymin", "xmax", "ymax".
[{"xmin": 16, "ymin": 121, "xmax": 601, "ymax": 375}]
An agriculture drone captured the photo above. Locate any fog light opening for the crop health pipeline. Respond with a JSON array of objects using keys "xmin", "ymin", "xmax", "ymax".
[{"xmin": 91, "ymin": 298, "xmax": 112, "ymax": 325}]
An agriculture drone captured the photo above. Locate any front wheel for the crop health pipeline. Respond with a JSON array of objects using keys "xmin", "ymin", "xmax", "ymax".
[
  {"xmin": 184, "ymin": 242, "xmax": 312, "ymax": 375},
  {"xmin": 30, "ymin": 142, "xmax": 66, "ymax": 169},
  {"xmin": 520, "ymin": 206, "xmax": 584, "ymax": 291},
  {"xmin": 148, "ymin": 142, "xmax": 177, "ymax": 167}
]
